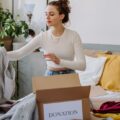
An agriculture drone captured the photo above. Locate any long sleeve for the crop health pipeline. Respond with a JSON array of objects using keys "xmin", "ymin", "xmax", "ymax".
[
  {"xmin": 59, "ymin": 33, "xmax": 86, "ymax": 71},
  {"xmin": 7, "ymin": 33, "xmax": 44, "ymax": 61}
]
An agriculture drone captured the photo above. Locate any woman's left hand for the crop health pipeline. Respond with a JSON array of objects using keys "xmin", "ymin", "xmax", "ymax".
[{"xmin": 43, "ymin": 53, "xmax": 60, "ymax": 64}]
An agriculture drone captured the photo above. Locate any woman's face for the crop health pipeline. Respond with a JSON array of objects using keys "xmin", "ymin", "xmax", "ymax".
[{"xmin": 45, "ymin": 5, "xmax": 64, "ymax": 27}]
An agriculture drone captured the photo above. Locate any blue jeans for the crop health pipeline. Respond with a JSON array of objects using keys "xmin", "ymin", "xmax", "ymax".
[{"xmin": 45, "ymin": 69, "xmax": 75, "ymax": 76}]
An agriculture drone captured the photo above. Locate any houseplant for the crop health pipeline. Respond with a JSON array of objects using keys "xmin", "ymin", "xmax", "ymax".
[{"xmin": 0, "ymin": 8, "xmax": 29, "ymax": 51}]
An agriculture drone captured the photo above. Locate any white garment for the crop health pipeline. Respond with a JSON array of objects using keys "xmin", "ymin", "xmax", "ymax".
[
  {"xmin": 7, "ymin": 28, "xmax": 86, "ymax": 71},
  {"xmin": 90, "ymin": 91, "xmax": 120, "ymax": 110},
  {"xmin": 26, "ymin": 36, "xmax": 33, "ymax": 43},
  {"xmin": 0, "ymin": 93, "xmax": 37, "ymax": 120},
  {"xmin": 0, "ymin": 47, "xmax": 15, "ymax": 104},
  {"xmin": 76, "ymin": 56, "xmax": 107, "ymax": 86}
]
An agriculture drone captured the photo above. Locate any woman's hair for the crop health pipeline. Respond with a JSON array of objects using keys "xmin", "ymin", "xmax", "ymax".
[
  {"xmin": 28, "ymin": 29, "xmax": 35, "ymax": 37},
  {"xmin": 48, "ymin": 0, "xmax": 71, "ymax": 23}
]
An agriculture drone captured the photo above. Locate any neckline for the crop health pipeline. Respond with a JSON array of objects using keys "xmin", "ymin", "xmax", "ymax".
[{"xmin": 50, "ymin": 28, "xmax": 66, "ymax": 40}]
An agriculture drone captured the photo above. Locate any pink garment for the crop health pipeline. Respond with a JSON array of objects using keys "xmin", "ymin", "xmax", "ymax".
[{"xmin": 92, "ymin": 101, "xmax": 120, "ymax": 113}]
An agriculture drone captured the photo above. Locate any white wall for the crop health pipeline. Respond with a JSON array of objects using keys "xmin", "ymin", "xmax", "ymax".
[
  {"xmin": 1, "ymin": 0, "xmax": 12, "ymax": 12},
  {"xmin": 70, "ymin": 0, "xmax": 120, "ymax": 45}
]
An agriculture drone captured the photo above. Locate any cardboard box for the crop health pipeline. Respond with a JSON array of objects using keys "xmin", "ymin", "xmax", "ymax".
[{"xmin": 32, "ymin": 73, "xmax": 91, "ymax": 120}]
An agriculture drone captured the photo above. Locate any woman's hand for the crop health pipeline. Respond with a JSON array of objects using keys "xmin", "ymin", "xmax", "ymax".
[{"xmin": 43, "ymin": 53, "xmax": 60, "ymax": 64}]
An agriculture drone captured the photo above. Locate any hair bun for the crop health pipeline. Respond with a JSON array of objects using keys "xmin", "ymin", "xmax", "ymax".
[
  {"xmin": 58, "ymin": 0, "xmax": 70, "ymax": 5},
  {"xmin": 58, "ymin": 0, "xmax": 70, "ymax": 13}
]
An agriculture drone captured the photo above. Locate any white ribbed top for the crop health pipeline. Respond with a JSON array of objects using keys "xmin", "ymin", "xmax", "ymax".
[{"xmin": 7, "ymin": 28, "xmax": 86, "ymax": 70}]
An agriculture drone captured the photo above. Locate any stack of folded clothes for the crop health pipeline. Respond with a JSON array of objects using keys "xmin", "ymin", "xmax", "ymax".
[{"xmin": 92, "ymin": 101, "xmax": 120, "ymax": 120}]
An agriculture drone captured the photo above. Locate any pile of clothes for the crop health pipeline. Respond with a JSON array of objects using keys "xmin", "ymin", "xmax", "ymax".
[
  {"xmin": 92, "ymin": 101, "xmax": 120, "ymax": 120},
  {"xmin": 0, "ymin": 47, "xmax": 38, "ymax": 120},
  {"xmin": 0, "ymin": 47, "xmax": 16, "ymax": 115}
]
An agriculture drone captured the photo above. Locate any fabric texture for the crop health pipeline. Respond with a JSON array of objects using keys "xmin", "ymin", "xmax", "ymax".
[
  {"xmin": 94, "ymin": 113, "xmax": 120, "ymax": 120},
  {"xmin": 76, "ymin": 55, "xmax": 106, "ymax": 86},
  {"xmin": 0, "ymin": 47, "xmax": 15, "ymax": 104},
  {"xmin": 93, "ymin": 101, "xmax": 120, "ymax": 113},
  {"xmin": 90, "ymin": 91, "xmax": 120, "ymax": 110},
  {"xmin": 0, "ymin": 100, "xmax": 17, "ymax": 113},
  {"xmin": 98, "ymin": 54, "xmax": 120, "ymax": 91},
  {"xmin": 7, "ymin": 28, "xmax": 86, "ymax": 71},
  {"xmin": 0, "ymin": 93, "xmax": 38, "ymax": 120}
]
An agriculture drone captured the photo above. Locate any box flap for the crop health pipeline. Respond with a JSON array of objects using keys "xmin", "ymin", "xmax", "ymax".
[
  {"xmin": 36, "ymin": 86, "xmax": 90, "ymax": 102},
  {"xmin": 32, "ymin": 73, "xmax": 80, "ymax": 92}
]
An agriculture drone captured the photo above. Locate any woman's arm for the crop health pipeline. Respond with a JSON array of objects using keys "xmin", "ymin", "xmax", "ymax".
[
  {"xmin": 59, "ymin": 33, "xmax": 86, "ymax": 71},
  {"xmin": 7, "ymin": 33, "xmax": 44, "ymax": 61}
]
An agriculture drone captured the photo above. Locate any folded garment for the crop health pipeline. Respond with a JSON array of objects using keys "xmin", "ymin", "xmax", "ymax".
[
  {"xmin": 94, "ymin": 113, "xmax": 120, "ymax": 120},
  {"xmin": 90, "ymin": 92, "xmax": 120, "ymax": 110},
  {"xmin": 92, "ymin": 101, "xmax": 120, "ymax": 113}
]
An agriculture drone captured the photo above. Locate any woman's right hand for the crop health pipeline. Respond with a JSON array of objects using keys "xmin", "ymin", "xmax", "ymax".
[{"xmin": 43, "ymin": 53, "xmax": 60, "ymax": 64}]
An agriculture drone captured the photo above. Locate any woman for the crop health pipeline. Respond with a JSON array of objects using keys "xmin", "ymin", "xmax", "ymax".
[{"xmin": 7, "ymin": 0, "xmax": 86, "ymax": 76}]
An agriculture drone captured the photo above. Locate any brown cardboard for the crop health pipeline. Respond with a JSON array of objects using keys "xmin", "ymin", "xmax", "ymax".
[
  {"xmin": 32, "ymin": 73, "xmax": 91, "ymax": 120},
  {"xmin": 32, "ymin": 73, "xmax": 80, "ymax": 91}
]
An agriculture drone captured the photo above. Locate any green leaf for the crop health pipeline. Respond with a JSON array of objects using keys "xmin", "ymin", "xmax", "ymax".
[{"xmin": 0, "ymin": 8, "xmax": 29, "ymax": 39}]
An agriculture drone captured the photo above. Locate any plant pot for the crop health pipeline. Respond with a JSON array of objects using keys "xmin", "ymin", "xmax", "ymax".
[{"xmin": 3, "ymin": 37, "xmax": 13, "ymax": 51}]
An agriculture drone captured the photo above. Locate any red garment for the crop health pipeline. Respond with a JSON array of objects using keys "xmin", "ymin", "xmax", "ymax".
[{"xmin": 92, "ymin": 101, "xmax": 120, "ymax": 113}]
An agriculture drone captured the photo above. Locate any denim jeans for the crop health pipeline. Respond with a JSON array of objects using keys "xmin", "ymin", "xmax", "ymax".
[{"xmin": 45, "ymin": 69, "xmax": 75, "ymax": 76}]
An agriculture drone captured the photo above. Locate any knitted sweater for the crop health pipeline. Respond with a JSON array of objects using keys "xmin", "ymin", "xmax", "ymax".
[{"xmin": 7, "ymin": 28, "xmax": 86, "ymax": 70}]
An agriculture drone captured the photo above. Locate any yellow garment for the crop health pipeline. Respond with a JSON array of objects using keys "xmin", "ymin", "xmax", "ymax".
[
  {"xmin": 94, "ymin": 113, "xmax": 120, "ymax": 120},
  {"xmin": 97, "ymin": 54, "xmax": 120, "ymax": 91}
]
